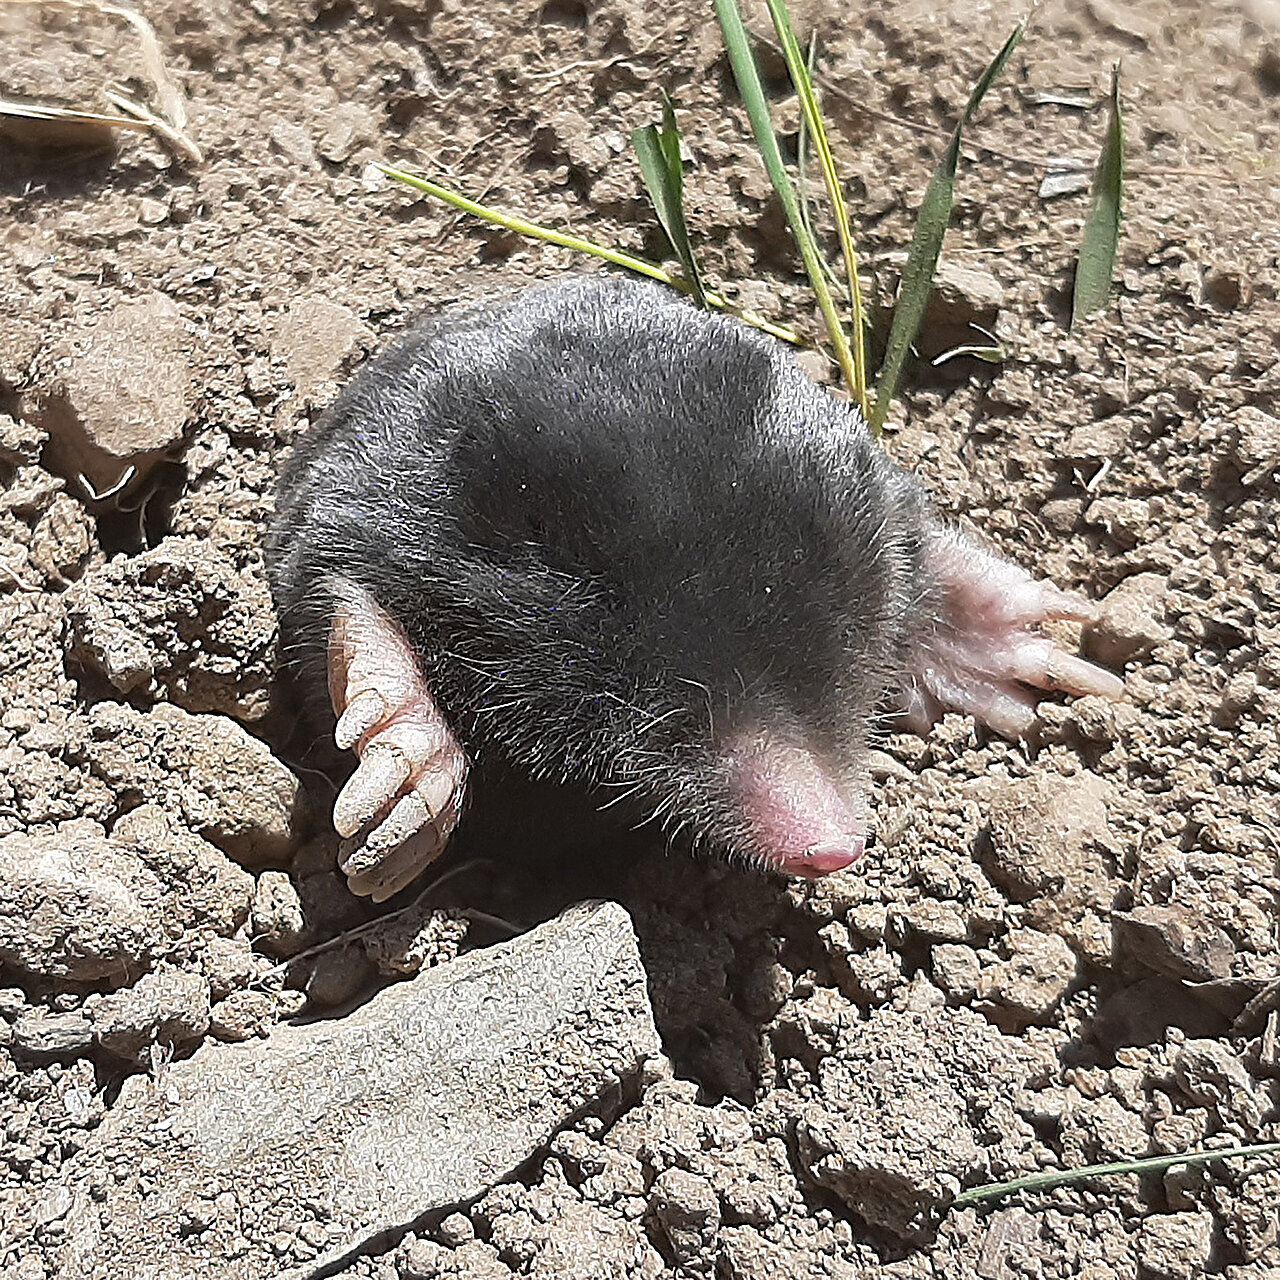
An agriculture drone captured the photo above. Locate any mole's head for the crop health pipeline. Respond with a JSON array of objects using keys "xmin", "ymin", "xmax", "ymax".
[{"xmin": 424, "ymin": 289, "xmax": 934, "ymax": 877}]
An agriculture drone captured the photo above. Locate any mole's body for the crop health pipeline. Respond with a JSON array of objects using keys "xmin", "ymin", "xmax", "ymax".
[{"xmin": 266, "ymin": 275, "xmax": 1120, "ymax": 900}]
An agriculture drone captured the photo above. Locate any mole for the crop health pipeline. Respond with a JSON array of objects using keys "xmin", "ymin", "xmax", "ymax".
[{"xmin": 265, "ymin": 274, "xmax": 1123, "ymax": 901}]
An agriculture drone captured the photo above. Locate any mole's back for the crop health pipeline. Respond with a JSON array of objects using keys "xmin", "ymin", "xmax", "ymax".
[{"xmin": 266, "ymin": 274, "xmax": 933, "ymax": 811}]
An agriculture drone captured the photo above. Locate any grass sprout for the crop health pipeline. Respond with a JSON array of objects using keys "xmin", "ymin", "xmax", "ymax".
[
  {"xmin": 762, "ymin": 0, "xmax": 869, "ymax": 418},
  {"xmin": 631, "ymin": 91, "xmax": 707, "ymax": 309},
  {"xmin": 868, "ymin": 21, "xmax": 1025, "ymax": 434},
  {"xmin": 794, "ymin": 34, "xmax": 846, "ymax": 295},
  {"xmin": 379, "ymin": 4, "xmax": 1123, "ymax": 439},
  {"xmin": 1071, "ymin": 64, "xmax": 1125, "ymax": 328}
]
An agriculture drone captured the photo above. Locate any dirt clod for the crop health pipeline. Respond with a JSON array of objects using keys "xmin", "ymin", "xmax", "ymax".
[
  {"xmin": 1135, "ymin": 1210, "xmax": 1215, "ymax": 1280},
  {"xmin": 0, "ymin": 827, "xmax": 165, "ymax": 982},
  {"xmin": 87, "ymin": 965, "xmax": 212, "ymax": 1064},
  {"xmin": 31, "ymin": 294, "xmax": 192, "ymax": 501},
  {"xmin": 65, "ymin": 538, "xmax": 276, "ymax": 720}
]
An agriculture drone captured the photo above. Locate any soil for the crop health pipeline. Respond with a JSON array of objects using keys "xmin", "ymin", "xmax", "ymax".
[{"xmin": 1, "ymin": 0, "xmax": 1279, "ymax": 1276}]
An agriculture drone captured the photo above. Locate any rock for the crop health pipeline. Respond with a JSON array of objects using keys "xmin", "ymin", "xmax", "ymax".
[
  {"xmin": 917, "ymin": 260, "xmax": 1004, "ymax": 360},
  {"xmin": 903, "ymin": 899, "xmax": 969, "ymax": 943},
  {"xmin": 526, "ymin": 1199, "xmax": 649, "ymax": 1279},
  {"xmin": 399, "ymin": 1238, "xmax": 453, "ymax": 1279},
  {"xmin": 1039, "ymin": 164, "xmax": 1092, "ymax": 200},
  {"xmin": 975, "ymin": 771, "xmax": 1116, "ymax": 905},
  {"xmin": 208, "ymin": 991, "xmax": 276, "ymax": 1043},
  {"xmin": 931, "ymin": 944, "xmax": 980, "ymax": 1002},
  {"xmin": 0, "ymin": 987, "xmax": 27, "ymax": 1018},
  {"xmin": 200, "ymin": 937, "xmax": 257, "ymax": 1000},
  {"xmin": 316, "ymin": 103, "xmax": 375, "ymax": 163},
  {"xmin": 1113, "ymin": 905, "xmax": 1235, "ymax": 983},
  {"xmin": 267, "ymin": 122, "xmax": 316, "ymax": 167},
  {"xmin": 50, "ymin": 902, "xmax": 660, "ymax": 1280},
  {"xmin": 1083, "ymin": 573, "xmax": 1172, "ymax": 668},
  {"xmin": 250, "ymin": 870, "xmax": 307, "ymax": 955},
  {"xmin": 88, "ymin": 966, "xmax": 212, "ymax": 1063},
  {"xmin": 0, "ymin": 811, "xmax": 252, "ymax": 986},
  {"xmin": 437, "ymin": 1213, "xmax": 475, "ymax": 1247},
  {"xmin": 270, "ymin": 297, "xmax": 373, "ymax": 403},
  {"xmin": 1172, "ymin": 1039, "xmax": 1263, "ymax": 1127},
  {"xmin": 0, "ymin": 828, "xmax": 164, "ymax": 981},
  {"xmin": 29, "ymin": 491, "xmax": 95, "ymax": 584},
  {"xmin": 717, "ymin": 1227, "xmax": 807, "ymax": 1280},
  {"xmin": 1227, "ymin": 405, "xmax": 1280, "ymax": 486},
  {"xmin": 113, "ymin": 804, "xmax": 255, "ymax": 940},
  {"xmin": 0, "ymin": 594, "xmax": 78, "ymax": 736},
  {"xmin": 0, "ymin": 411, "xmax": 46, "ymax": 466},
  {"xmin": 64, "ymin": 538, "xmax": 277, "ymax": 721},
  {"xmin": 35, "ymin": 1184, "xmax": 75, "ymax": 1226},
  {"xmin": 31, "ymin": 294, "xmax": 192, "ymax": 499},
  {"xmin": 408, "ymin": 1239, "xmax": 510, "ymax": 1278},
  {"xmin": 1062, "ymin": 1093, "xmax": 1148, "ymax": 1164},
  {"xmin": 12, "ymin": 1008, "xmax": 94, "ymax": 1058},
  {"xmin": 1084, "ymin": 496, "xmax": 1152, "ymax": 549},
  {"xmin": 359, "ymin": 899, "xmax": 471, "ymax": 976},
  {"xmin": 81, "ymin": 702, "xmax": 305, "ymax": 865},
  {"xmin": 303, "ymin": 945, "xmax": 373, "ymax": 1008},
  {"xmin": 649, "ymin": 1167, "xmax": 721, "ymax": 1264},
  {"xmin": 974, "ymin": 1206, "xmax": 1037, "ymax": 1279},
  {"xmin": 1136, "ymin": 1211, "xmax": 1214, "ymax": 1280},
  {"xmin": 979, "ymin": 928, "xmax": 1078, "ymax": 1022},
  {"xmin": 793, "ymin": 1005, "xmax": 1022, "ymax": 1241}
]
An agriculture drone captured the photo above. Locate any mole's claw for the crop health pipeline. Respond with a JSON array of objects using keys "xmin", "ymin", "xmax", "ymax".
[
  {"xmin": 969, "ymin": 688, "xmax": 1038, "ymax": 739},
  {"xmin": 922, "ymin": 665, "xmax": 1039, "ymax": 738},
  {"xmin": 362, "ymin": 791, "xmax": 434, "ymax": 858},
  {"xmin": 335, "ymin": 688, "xmax": 390, "ymax": 751},
  {"xmin": 1034, "ymin": 584, "xmax": 1100, "ymax": 624},
  {"xmin": 342, "ymin": 827, "xmax": 445, "ymax": 902},
  {"xmin": 333, "ymin": 745, "xmax": 411, "ymax": 838},
  {"xmin": 325, "ymin": 585, "xmax": 471, "ymax": 897},
  {"xmin": 1008, "ymin": 640, "xmax": 1126, "ymax": 699}
]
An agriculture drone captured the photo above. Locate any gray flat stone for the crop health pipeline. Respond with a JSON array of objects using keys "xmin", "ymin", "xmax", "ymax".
[{"xmin": 53, "ymin": 901, "xmax": 660, "ymax": 1280}]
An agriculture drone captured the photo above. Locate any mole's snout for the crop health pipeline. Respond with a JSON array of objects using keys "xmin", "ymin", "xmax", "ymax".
[
  {"xmin": 784, "ymin": 840, "xmax": 865, "ymax": 879},
  {"xmin": 723, "ymin": 732, "xmax": 866, "ymax": 880}
]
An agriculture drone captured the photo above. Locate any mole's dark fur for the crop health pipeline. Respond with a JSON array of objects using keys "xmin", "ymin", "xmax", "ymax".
[{"xmin": 266, "ymin": 275, "xmax": 941, "ymax": 863}]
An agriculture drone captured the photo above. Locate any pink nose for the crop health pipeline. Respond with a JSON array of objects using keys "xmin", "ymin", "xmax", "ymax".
[{"xmin": 781, "ymin": 838, "xmax": 865, "ymax": 879}]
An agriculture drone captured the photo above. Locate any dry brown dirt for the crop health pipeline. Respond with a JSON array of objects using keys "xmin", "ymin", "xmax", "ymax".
[{"xmin": 1, "ymin": 0, "xmax": 1279, "ymax": 1276}]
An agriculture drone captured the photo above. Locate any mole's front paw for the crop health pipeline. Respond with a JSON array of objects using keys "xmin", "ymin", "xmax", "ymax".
[
  {"xmin": 327, "ymin": 587, "xmax": 468, "ymax": 901},
  {"xmin": 902, "ymin": 529, "xmax": 1125, "ymax": 738}
]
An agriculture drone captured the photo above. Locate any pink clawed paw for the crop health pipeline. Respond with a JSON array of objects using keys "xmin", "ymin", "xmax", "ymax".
[
  {"xmin": 327, "ymin": 587, "xmax": 468, "ymax": 901},
  {"xmin": 905, "ymin": 530, "xmax": 1125, "ymax": 738}
]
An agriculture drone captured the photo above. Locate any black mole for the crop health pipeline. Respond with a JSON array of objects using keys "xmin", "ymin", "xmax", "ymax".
[{"xmin": 266, "ymin": 274, "xmax": 1121, "ymax": 900}]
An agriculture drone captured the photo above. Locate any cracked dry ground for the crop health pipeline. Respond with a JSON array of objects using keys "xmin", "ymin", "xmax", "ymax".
[{"xmin": 1, "ymin": 0, "xmax": 1279, "ymax": 1276}]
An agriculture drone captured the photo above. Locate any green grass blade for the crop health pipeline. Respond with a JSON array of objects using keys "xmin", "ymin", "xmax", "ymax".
[
  {"xmin": 869, "ymin": 143, "xmax": 960, "ymax": 435},
  {"xmin": 869, "ymin": 22, "xmax": 1025, "ymax": 435},
  {"xmin": 632, "ymin": 91, "xmax": 708, "ymax": 308},
  {"xmin": 794, "ymin": 34, "xmax": 843, "ymax": 293},
  {"xmin": 1071, "ymin": 65, "xmax": 1124, "ymax": 329},
  {"xmin": 375, "ymin": 164, "xmax": 805, "ymax": 346},
  {"xmin": 953, "ymin": 1140, "xmax": 1280, "ymax": 1208},
  {"xmin": 764, "ymin": 0, "xmax": 869, "ymax": 419},
  {"xmin": 959, "ymin": 21, "xmax": 1026, "ymax": 121},
  {"xmin": 712, "ymin": 0, "xmax": 859, "ymax": 401}
]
